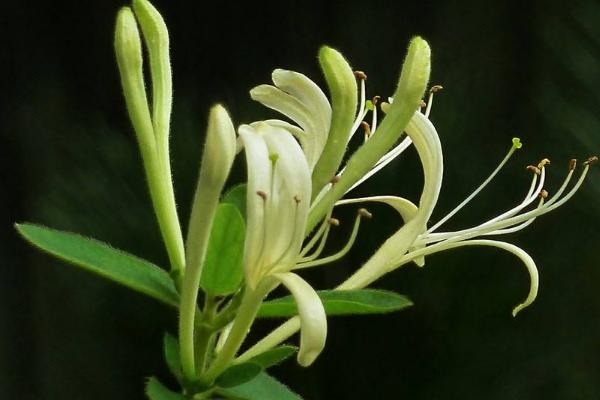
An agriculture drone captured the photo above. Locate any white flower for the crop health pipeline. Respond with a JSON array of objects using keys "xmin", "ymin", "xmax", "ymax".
[
  {"xmin": 249, "ymin": 41, "xmax": 596, "ymax": 317},
  {"xmin": 239, "ymin": 122, "xmax": 327, "ymax": 366}
]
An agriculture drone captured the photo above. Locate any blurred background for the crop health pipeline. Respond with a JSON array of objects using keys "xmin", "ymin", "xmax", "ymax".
[{"xmin": 2, "ymin": 0, "xmax": 600, "ymax": 399}]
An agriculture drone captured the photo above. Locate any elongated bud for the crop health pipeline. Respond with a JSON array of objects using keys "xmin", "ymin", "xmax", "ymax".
[
  {"xmin": 200, "ymin": 105, "xmax": 237, "ymax": 186},
  {"xmin": 394, "ymin": 36, "xmax": 431, "ymax": 110},
  {"xmin": 114, "ymin": 7, "xmax": 155, "ymax": 153},
  {"xmin": 307, "ymin": 37, "xmax": 432, "ymax": 233},
  {"xmin": 180, "ymin": 105, "xmax": 237, "ymax": 379},
  {"xmin": 311, "ymin": 46, "xmax": 358, "ymax": 197},
  {"xmin": 132, "ymin": 0, "xmax": 172, "ymax": 148}
]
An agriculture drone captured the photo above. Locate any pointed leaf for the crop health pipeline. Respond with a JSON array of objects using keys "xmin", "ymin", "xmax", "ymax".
[
  {"xmin": 257, "ymin": 289, "xmax": 412, "ymax": 318},
  {"xmin": 222, "ymin": 184, "xmax": 247, "ymax": 219},
  {"xmin": 247, "ymin": 346, "xmax": 297, "ymax": 369},
  {"xmin": 216, "ymin": 362, "xmax": 263, "ymax": 388},
  {"xmin": 15, "ymin": 223, "xmax": 179, "ymax": 307},
  {"xmin": 163, "ymin": 333, "xmax": 182, "ymax": 382},
  {"xmin": 217, "ymin": 372, "xmax": 302, "ymax": 400},
  {"xmin": 146, "ymin": 377, "xmax": 185, "ymax": 400},
  {"xmin": 199, "ymin": 204, "xmax": 245, "ymax": 295}
]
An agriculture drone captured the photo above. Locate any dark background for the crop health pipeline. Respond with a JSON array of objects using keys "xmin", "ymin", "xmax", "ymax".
[{"xmin": 2, "ymin": 0, "xmax": 600, "ymax": 399}]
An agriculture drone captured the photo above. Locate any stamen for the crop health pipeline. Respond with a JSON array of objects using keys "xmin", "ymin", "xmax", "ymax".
[
  {"xmin": 425, "ymin": 138, "xmax": 523, "ymax": 234},
  {"xmin": 346, "ymin": 136, "xmax": 413, "ymax": 193},
  {"xmin": 361, "ymin": 121, "xmax": 372, "ymax": 141},
  {"xmin": 330, "ymin": 175, "xmax": 341, "ymax": 184},
  {"xmin": 299, "ymin": 217, "xmax": 335, "ymax": 262},
  {"xmin": 584, "ymin": 155, "xmax": 598, "ymax": 166},
  {"xmin": 328, "ymin": 217, "xmax": 340, "ymax": 227},
  {"xmin": 429, "ymin": 162, "xmax": 590, "ymax": 244},
  {"xmin": 485, "ymin": 197, "xmax": 544, "ymax": 235},
  {"xmin": 256, "ymin": 190, "xmax": 267, "ymax": 200},
  {"xmin": 425, "ymin": 84, "xmax": 443, "ymax": 118},
  {"xmin": 526, "ymin": 165, "xmax": 541, "ymax": 175},
  {"xmin": 300, "ymin": 210, "xmax": 333, "ymax": 257},
  {"xmin": 423, "ymin": 163, "xmax": 546, "ymax": 244},
  {"xmin": 349, "ymin": 73, "xmax": 369, "ymax": 140},
  {"xmin": 295, "ymin": 210, "xmax": 369, "ymax": 270},
  {"xmin": 538, "ymin": 158, "xmax": 550, "ymax": 169},
  {"xmin": 358, "ymin": 208, "xmax": 372, "ymax": 219},
  {"xmin": 371, "ymin": 96, "xmax": 380, "ymax": 134},
  {"xmin": 354, "ymin": 70, "xmax": 367, "ymax": 81}
]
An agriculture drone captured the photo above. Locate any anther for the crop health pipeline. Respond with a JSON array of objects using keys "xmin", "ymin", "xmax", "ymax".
[
  {"xmin": 420, "ymin": 100, "xmax": 427, "ymax": 108},
  {"xmin": 358, "ymin": 208, "xmax": 372, "ymax": 219},
  {"xmin": 430, "ymin": 84, "xmax": 444, "ymax": 93},
  {"xmin": 584, "ymin": 156, "xmax": 598, "ymax": 166},
  {"xmin": 569, "ymin": 159, "xmax": 577, "ymax": 171},
  {"xmin": 361, "ymin": 121, "xmax": 371, "ymax": 137},
  {"xmin": 354, "ymin": 70, "xmax": 367, "ymax": 80},
  {"xmin": 256, "ymin": 190, "xmax": 267, "ymax": 200},
  {"xmin": 327, "ymin": 218, "xmax": 340, "ymax": 226},
  {"xmin": 293, "ymin": 195, "xmax": 301, "ymax": 204},
  {"xmin": 372, "ymin": 95, "xmax": 381, "ymax": 105},
  {"xmin": 538, "ymin": 158, "xmax": 551, "ymax": 169},
  {"xmin": 526, "ymin": 165, "xmax": 541, "ymax": 175},
  {"xmin": 330, "ymin": 175, "xmax": 341, "ymax": 184},
  {"xmin": 539, "ymin": 189, "xmax": 549, "ymax": 199}
]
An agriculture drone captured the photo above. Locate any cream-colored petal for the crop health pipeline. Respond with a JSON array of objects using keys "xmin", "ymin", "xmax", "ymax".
[
  {"xmin": 259, "ymin": 123, "xmax": 312, "ymax": 273},
  {"xmin": 239, "ymin": 124, "xmax": 272, "ymax": 287},
  {"xmin": 273, "ymin": 272, "xmax": 327, "ymax": 367},
  {"xmin": 336, "ymin": 195, "xmax": 418, "ymax": 223},
  {"xmin": 250, "ymin": 69, "xmax": 331, "ymax": 171},
  {"xmin": 339, "ymin": 112, "xmax": 443, "ymax": 289}
]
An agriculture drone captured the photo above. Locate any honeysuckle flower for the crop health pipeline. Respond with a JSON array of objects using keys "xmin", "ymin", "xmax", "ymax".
[{"xmin": 234, "ymin": 37, "xmax": 597, "ymax": 363}]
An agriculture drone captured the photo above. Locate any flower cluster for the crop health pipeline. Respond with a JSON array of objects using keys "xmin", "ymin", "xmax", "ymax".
[{"xmin": 112, "ymin": 0, "xmax": 596, "ymax": 395}]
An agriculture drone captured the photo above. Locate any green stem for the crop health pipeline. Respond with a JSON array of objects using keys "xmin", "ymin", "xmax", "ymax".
[{"xmin": 200, "ymin": 283, "xmax": 271, "ymax": 385}]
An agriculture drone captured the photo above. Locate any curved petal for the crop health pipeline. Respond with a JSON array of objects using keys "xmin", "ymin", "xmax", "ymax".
[
  {"xmin": 336, "ymin": 195, "xmax": 418, "ymax": 223},
  {"xmin": 339, "ymin": 112, "xmax": 443, "ymax": 289},
  {"xmin": 259, "ymin": 123, "xmax": 312, "ymax": 273},
  {"xmin": 273, "ymin": 272, "xmax": 327, "ymax": 367},
  {"xmin": 417, "ymin": 239, "xmax": 539, "ymax": 316},
  {"xmin": 239, "ymin": 124, "xmax": 271, "ymax": 287},
  {"xmin": 250, "ymin": 70, "xmax": 331, "ymax": 171}
]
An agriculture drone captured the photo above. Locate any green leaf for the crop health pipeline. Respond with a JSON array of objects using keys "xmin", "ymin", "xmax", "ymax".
[
  {"xmin": 15, "ymin": 223, "xmax": 179, "ymax": 307},
  {"xmin": 217, "ymin": 372, "xmax": 302, "ymax": 400},
  {"xmin": 247, "ymin": 345, "xmax": 297, "ymax": 369},
  {"xmin": 257, "ymin": 289, "xmax": 412, "ymax": 318},
  {"xmin": 199, "ymin": 204, "xmax": 245, "ymax": 296},
  {"xmin": 146, "ymin": 377, "xmax": 185, "ymax": 400},
  {"xmin": 216, "ymin": 362, "xmax": 262, "ymax": 389},
  {"xmin": 163, "ymin": 333, "xmax": 182, "ymax": 382},
  {"xmin": 222, "ymin": 184, "xmax": 247, "ymax": 219}
]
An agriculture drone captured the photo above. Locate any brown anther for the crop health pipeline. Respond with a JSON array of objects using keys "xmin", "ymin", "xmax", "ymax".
[
  {"xmin": 430, "ymin": 84, "xmax": 444, "ymax": 93},
  {"xmin": 361, "ymin": 121, "xmax": 371, "ymax": 136},
  {"xmin": 568, "ymin": 159, "xmax": 577, "ymax": 171},
  {"xmin": 539, "ymin": 189, "xmax": 549, "ymax": 199},
  {"xmin": 538, "ymin": 158, "xmax": 551, "ymax": 168},
  {"xmin": 256, "ymin": 190, "xmax": 267, "ymax": 200},
  {"xmin": 330, "ymin": 175, "xmax": 341, "ymax": 184},
  {"xmin": 584, "ymin": 156, "xmax": 598, "ymax": 166},
  {"xmin": 372, "ymin": 95, "xmax": 381, "ymax": 105},
  {"xmin": 526, "ymin": 165, "xmax": 541, "ymax": 175},
  {"xmin": 354, "ymin": 70, "xmax": 367, "ymax": 80},
  {"xmin": 293, "ymin": 195, "xmax": 301, "ymax": 204},
  {"xmin": 358, "ymin": 208, "xmax": 372, "ymax": 219},
  {"xmin": 420, "ymin": 100, "xmax": 427, "ymax": 108},
  {"xmin": 328, "ymin": 217, "xmax": 340, "ymax": 226}
]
